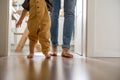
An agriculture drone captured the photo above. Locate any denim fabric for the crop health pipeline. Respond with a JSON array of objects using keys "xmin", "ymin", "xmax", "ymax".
[{"xmin": 50, "ymin": 0, "xmax": 76, "ymax": 48}]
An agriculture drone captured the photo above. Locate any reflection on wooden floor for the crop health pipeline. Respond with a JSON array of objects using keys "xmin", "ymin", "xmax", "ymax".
[{"xmin": 0, "ymin": 55, "xmax": 120, "ymax": 80}]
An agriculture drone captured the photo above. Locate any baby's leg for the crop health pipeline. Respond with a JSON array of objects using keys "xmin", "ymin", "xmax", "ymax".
[
  {"xmin": 38, "ymin": 10, "xmax": 51, "ymax": 59},
  {"xmin": 27, "ymin": 19, "xmax": 39, "ymax": 58},
  {"xmin": 27, "ymin": 40, "xmax": 36, "ymax": 58}
]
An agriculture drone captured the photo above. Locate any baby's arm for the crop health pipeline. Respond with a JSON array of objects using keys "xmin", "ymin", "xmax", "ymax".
[{"xmin": 16, "ymin": 9, "xmax": 28, "ymax": 28}]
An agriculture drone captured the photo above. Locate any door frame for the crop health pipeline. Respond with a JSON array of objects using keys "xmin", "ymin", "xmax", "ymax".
[
  {"xmin": 0, "ymin": 0, "xmax": 12, "ymax": 57},
  {"xmin": 6, "ymin": 0, "xmax": 88, "ymax": 57},
  {"xmin": 74, "ymin": 0, "xmax": 87, "ymax": 57},
  {"xmin": 81, "ymin": 0, "xmax": 87, "ymax": 57}
]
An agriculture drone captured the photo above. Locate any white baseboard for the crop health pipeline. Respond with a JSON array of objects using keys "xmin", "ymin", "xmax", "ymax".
[{"xmin": 88, "ymin": 50, "xmax": 120, "ymax": 57}]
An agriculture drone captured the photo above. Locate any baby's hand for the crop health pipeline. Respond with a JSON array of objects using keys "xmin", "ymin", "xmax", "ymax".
[{"xmin": 16, "ymin": 20, "xmax": 22, "ymax": 28}]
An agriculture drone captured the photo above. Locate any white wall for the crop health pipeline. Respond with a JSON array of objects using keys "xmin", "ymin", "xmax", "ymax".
[
  {"xmin": 87, "ymin": 0, "xmax": 120, "ymax": 57},
  {"xmin": 0, "ymin": 0, "xmax": 10, "ymax": 57}
]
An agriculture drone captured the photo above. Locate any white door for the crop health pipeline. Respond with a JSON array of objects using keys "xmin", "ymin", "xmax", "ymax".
[{"xmin": 74, "ymin": 0, "xmax": 83, "ymax": 55}]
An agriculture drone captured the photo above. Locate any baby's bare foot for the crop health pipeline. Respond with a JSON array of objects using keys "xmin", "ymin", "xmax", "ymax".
[
  {"xmin": 45, "ymin": 54, "xmax": 51, "ymax": 59},
  {"xmin": 27, "ymin": 54, "xmax": 34, "ymax": 58}
]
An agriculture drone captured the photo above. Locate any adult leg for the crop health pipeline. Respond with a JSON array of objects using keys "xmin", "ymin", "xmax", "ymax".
[
  {"xmin": 62, "ymin": 0, "xmax": 76, "ymax": 58},
  {"xmin": 50, "ymin": 0, "xmax": 61, "ymax": 56}
]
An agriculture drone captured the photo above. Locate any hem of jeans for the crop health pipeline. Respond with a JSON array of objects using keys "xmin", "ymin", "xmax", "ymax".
[
  {"xmin": 62, "ymin": 45, "xmax": 70, "ymax": 49},
  {"xmin": 52, "ymin": 44, "xmax": 58, "ymax": 47}
]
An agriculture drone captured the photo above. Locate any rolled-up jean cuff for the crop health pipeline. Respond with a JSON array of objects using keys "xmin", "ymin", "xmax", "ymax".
[
  {"xmin": 62, "ymin": 45, "xmax": 70, "ymax": 49},
  {"xmin": 52, "ymin": 44, "xmax": 58, "ymax": 47}
]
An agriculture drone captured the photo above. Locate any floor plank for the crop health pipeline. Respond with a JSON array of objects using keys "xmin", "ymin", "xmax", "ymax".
[{"xmin": 0, "ymin": 55, "xmax": 120, "ymax": 80}]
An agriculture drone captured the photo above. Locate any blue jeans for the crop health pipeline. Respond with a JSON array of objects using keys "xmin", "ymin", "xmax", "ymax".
[{"xmin": 50, "ymin": 0, "xmax": 76, "ymax": 49}]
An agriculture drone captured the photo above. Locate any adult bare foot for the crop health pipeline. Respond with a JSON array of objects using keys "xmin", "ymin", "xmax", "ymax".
[
  {"xmin": 50, "ymin": 46, "xmax": 57, "ymax": 56},
  {"xmin": 62, "ymin": 48, "xmax": 73, "ymax": 58}
]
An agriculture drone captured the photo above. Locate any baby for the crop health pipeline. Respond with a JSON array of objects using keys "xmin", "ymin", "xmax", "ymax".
[{"xmin": 16, "ymin": 0, "xmax": 52, "ymax": 59}]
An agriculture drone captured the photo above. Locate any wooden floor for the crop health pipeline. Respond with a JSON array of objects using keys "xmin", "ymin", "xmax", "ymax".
[{"xmin": 0, "ymin": 55, "xmax": 120, "ymax": 80}]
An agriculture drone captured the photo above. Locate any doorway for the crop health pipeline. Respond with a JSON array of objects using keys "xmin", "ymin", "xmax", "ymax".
[{"xmin": 8, "ymin": 0, "xmax": 87, "ymax": 57}]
